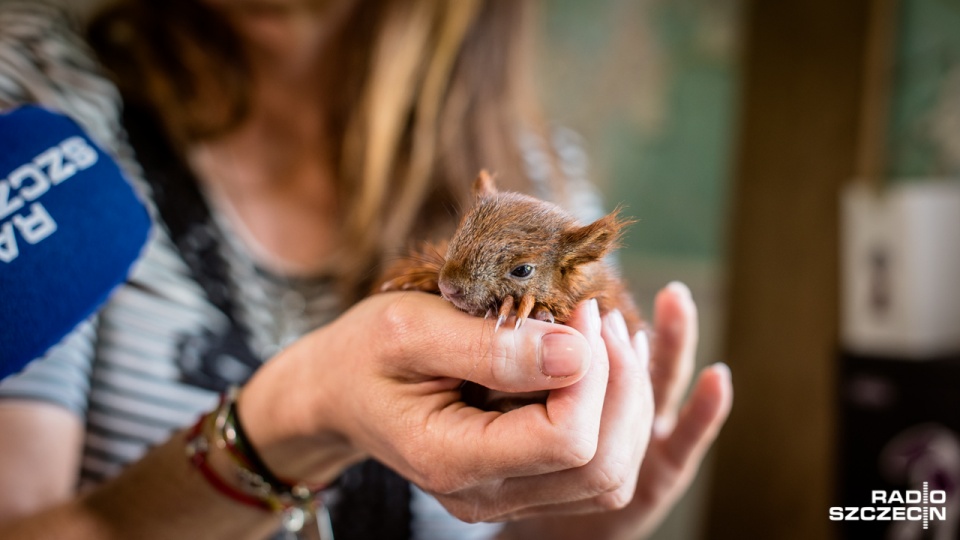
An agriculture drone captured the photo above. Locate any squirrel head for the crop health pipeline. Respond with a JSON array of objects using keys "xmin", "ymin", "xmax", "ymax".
[{"xmin": 437, "ymin": 170, "xmax": 630, "ymax": 317}]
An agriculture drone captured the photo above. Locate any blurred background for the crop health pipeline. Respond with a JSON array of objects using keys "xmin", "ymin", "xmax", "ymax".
[
  {"xmin": 62, "ymin": 0, "xmax": 960, "ymax": 537},
  {"xmin": 536, "ymin": 1, "xmax": 739, "ymax": 537},
  {"xmin": 536, "ymin": 0, "xmax": 960, "ymax": 539}
]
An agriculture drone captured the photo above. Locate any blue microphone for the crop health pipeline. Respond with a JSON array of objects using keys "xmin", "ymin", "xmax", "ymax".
[{"xmin": 0, "ymin": 105, "xmax": 151, "ymax": 379}]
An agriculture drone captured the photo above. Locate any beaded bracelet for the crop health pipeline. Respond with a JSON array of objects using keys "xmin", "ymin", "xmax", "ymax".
[{"xmin": 186, "ymin": 388, "xmax": 334, "ymax": 538}]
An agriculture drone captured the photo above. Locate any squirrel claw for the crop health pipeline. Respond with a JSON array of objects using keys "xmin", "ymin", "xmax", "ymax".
[
  {"xmin": 514, "ymin": 294, "xmax": 536, "ymax": 330},
  {"xmin": 532, "ymin": 305, "xmax": 555, "ymax": 324},
  {"xmin": 495, "ymin": 295, "xmax": 515, "ymax": 332}
]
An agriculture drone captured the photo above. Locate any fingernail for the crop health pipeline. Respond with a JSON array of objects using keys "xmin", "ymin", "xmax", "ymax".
[
  {"xmin": 667, "ymin": 281, "xmax": 692, "ymax": 302},
  {"xmin": 588, "ymin": 298, "xmax": 601, "ymax": 335},
  {"xmin": 605, "ymin": 309, "xmax": 630, "ymax": 342},
  {"xmin": 653, "ymin": 415, "xmax": 675, "ymax": 437},
  {"xmin": 539, "ymin": 333, "xmax": 585, "ymax": 378},
  {"xmin": 633, "ymin": 331, "xmax": 650, "ymax": 370},
  {"xmin": 713, "ymin": 362, "xmax": 731, "ymax": 381}
]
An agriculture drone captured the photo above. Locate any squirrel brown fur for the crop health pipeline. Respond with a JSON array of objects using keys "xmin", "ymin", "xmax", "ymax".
[{"xmin": 375, "ymin": 170, "xmax": 642, "ymax": 335}]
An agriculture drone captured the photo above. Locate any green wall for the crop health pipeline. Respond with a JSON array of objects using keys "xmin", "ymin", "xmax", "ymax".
[
  {"xmin": 538, "ymin": 0, "xmax": 741, "ymax": 262},
  {"xmin": 889, "ymin": 0, "xmax": 960, "ymax": 180}
]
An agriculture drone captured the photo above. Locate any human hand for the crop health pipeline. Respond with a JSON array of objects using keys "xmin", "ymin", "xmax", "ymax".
[
  {"xmin": 627, "ymin": 282, "xmax": 732, "ymax": 537},
  {"xmin": 499, "ymin": 282, "xmax": 733, "ymax": 540},
  {"xmin": 237, "ymin": 292, "xmax": 647, "ymax": 521}
]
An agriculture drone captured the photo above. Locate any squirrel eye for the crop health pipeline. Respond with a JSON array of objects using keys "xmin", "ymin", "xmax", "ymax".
[{"xmin": 510, "ymin": 264, "xmax": 535, "ymax": 279}]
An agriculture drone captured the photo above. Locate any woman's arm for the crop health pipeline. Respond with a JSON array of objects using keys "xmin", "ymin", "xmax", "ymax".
[
  {"xmin": 0, "ymin": 403, "xmax": 285, "ymax": 539},
  {"xmin": 0, "ymin": 402, "xmax": 84, "ymax": 521},
  {"xmin": 0, "ymin": 292, "xmax": 629, "ymax": 538}
]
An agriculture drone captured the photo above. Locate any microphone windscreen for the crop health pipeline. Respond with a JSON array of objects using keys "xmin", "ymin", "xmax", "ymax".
[{"xmin": 0, "ymin": 105, "xmax": 151, "ymax": 379}]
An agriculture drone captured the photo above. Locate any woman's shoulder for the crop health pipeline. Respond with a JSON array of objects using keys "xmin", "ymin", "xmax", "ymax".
[{"xmin": 0, "ymin": 2, "xmax": 120, "ymax": 145}]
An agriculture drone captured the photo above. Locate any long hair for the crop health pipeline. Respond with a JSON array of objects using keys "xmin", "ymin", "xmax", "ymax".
[{"xmin": 88, "ymin": 0, "xmax": 553, "ymax": 300}]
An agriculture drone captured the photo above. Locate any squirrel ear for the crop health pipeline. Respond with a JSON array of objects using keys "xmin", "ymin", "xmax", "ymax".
[
  {"xmin": 560, "ymin": 209, "xmax": 631, "ymax": 267},
  {"xmin": 472, "ymin": 170, "xmax": 498, "ymax": 199}
]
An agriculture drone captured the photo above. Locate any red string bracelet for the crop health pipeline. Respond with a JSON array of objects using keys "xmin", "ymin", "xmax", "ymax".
[
  {"xmin": 185, "ymin": 411, "xmax": 272, "ymax": 511},
  {"xmin": 185, "ymin": 388, "xmax": 334, "ymax": 537},
  {"xmin": 221, "ymin": 398, "xmax": 328, "ymax": 495}
]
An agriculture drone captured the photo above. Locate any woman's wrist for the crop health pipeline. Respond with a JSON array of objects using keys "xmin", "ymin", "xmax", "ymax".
[{"xmin": 234, "ymin": 335, "xmax": 366, "ymax": 488}]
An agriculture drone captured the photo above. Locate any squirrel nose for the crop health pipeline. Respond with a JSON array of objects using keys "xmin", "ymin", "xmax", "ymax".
[{"xmin": 439, "ymin": 281, "xmax": 464, "ymax": 300}]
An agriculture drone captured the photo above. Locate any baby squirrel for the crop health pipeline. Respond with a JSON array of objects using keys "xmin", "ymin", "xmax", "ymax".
[
  {"xmin": 375, "ymin": 171, "xmax": 642, "ymax": 408},
  {"xmin": 377, "ymin": 170, "xmax": 641, "ymax": 331}
]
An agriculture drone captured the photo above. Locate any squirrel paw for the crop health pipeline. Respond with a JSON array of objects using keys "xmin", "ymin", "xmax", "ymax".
[
  {"xmin": 494, "ymin": 294, "xmax": 553, "ymax": 330},
  {"xmin": 514, "ymin": 294, "xmax": 537, "ymax": 330}
]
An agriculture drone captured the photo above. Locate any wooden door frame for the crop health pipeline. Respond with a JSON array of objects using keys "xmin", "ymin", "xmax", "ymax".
[{"xmin": 704, "ymin": 1, "xmax": 874, "ymax": 538}]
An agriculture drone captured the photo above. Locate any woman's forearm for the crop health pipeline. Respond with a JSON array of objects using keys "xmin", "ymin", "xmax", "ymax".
[
  {"xmin": 0, "ymin": 359, "xmax": 356, "ymax": 540},
  {"xmin": 0, "ymin": 428, "xmax": 284, "ymax": 540}
]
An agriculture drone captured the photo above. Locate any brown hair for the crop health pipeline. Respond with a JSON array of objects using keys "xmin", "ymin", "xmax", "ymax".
[{"xmin": 89, "ymin": 0, "xmax": 554, "ymax": 299}]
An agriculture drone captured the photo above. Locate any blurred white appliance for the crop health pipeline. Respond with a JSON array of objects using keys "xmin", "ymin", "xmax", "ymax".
[{"xmin": 841, "ymin": 181, "xmax": 960, "ymax": 357}]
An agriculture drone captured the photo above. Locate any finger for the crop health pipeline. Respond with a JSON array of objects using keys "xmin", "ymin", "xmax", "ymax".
[
  {"xmin": 404, "ymin": 300, "xmax": 610, "ymax": 492},
  {"xmin": 661, "ymin": 362, "xmax": 732, "ymax": 470},
  {"xmin": 496, "ymin": 364, "xmax": 731, "ymax": 526},
  {"xmin": 463, "ymin": 309, "xmax": 653, "ymax": 518},
  {"xmin": 540, "ymin": 299, "xmax": 609, "ymax": 461},
  {"xmin": 649, "ymin": 281, "xmax": 698, "ymax": 431},
  {"xmin": 379, "ymin": 293, "xmax": 591, "ymax": 393}
]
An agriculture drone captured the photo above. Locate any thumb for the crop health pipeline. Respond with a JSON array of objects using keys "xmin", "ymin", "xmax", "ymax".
[{"xmin": 382, "ymin": 293, "xmax": 591, "ymax": 393}]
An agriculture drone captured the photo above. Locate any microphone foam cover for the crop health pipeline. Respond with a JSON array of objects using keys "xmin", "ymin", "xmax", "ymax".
[{"xmin": 0, "ymin": 105, "xmax": 151, "ymax": 378}]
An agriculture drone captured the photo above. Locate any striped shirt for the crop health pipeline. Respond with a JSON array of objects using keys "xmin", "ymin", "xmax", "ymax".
[{"xmin": 0, "ymin": 2, "xmax": 602, "ymax": 538}]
